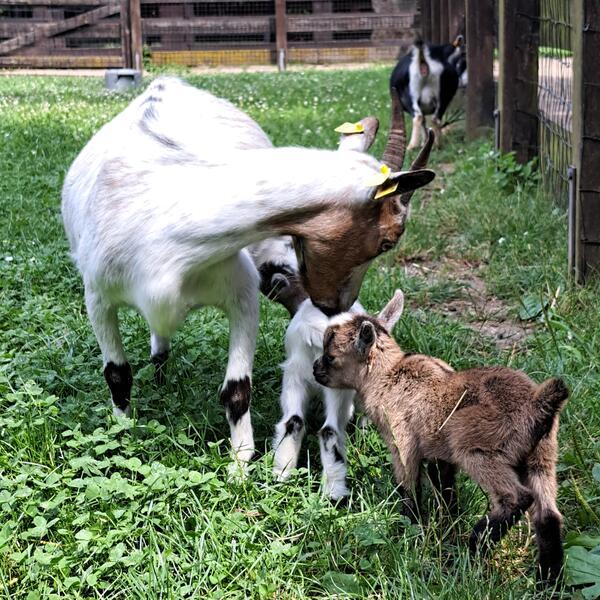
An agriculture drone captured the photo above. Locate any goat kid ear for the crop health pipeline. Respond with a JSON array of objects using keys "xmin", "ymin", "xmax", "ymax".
[
  {"xmin": 373, "ymin": 169, "xmax": 435, "ymax": 201},
  {"xmin": 355, "ymin": 320, "xmax": 377, "ymax": 358},
  {"xmin": 378, "ymin": 289, "xmax": 405, "ymax": 333},
  {"xmin": 453, "ymin": 35, "xmax": 464, "ymax": 47},
  {"xmin": 337, "ymin": 116, "xmax": 379, "ymax": 153}
]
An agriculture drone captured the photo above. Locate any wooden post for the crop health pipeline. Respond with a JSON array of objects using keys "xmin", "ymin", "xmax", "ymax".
[
  {"xmin": 448, "ymin": 0, "xmax": 465, "ymax": 39},
  {"xmin": 120, "ymin": 0, "xmax": 132, "ymax": 68},
  {"xmin": 421, "ymin": 0, "xmax": 432, "ymax": 42},
  {"xmin": 275, "ymin": 0, "xmax": 287, "ymax": 71},
  {"xmin": 465, "ymin": 0, "xmax": 494, "ymax": 139},
  {"xmin": 439, "ymin": 0, "xmax": 449, "ymax": 43},
  {"xmin": 130, "ymin": 0, "xmax": 142, "ymax": 71},
  {"xmin": 573, "ymin": 0, "xmax": 600, "ymax": 282},
  {"xmin": 498, "ymin": 0, "xmax": 539, "ymax": 163},
  {"xmin": 430, "ymin": 0, "xmax": 440, "ymax": 44}
]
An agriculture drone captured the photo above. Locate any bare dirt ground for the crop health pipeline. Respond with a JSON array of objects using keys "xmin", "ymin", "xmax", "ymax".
[{"xmin": 399, "ymin": 255, "xmax": 533, "ymax": 352}]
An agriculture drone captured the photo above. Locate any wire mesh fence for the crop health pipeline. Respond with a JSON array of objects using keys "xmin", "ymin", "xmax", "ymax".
[{"xmin": 537, "ymin": 0, "xmax": 572, "ymax": 203}]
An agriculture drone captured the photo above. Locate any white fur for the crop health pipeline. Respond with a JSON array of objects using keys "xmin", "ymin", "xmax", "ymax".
[
  {"xmin": 273, "ymin": 299, "xmax": 363, "ymax": 499},
  {"xmin": 62, "ymin": 77, "xmax": 385, "ymax": 469}
]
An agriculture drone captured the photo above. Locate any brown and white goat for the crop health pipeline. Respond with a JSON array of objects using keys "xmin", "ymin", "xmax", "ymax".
[
  {"xmin": 313, "ymin": 291, "xmax": 568, "ymax": 583},
  {"xmin": 61, "ymin": 76, "xmax": 434, "ymax": 472}
]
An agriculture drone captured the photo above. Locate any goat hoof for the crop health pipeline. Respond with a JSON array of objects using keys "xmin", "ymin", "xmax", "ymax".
[{"xmin": 112, "ymin": 402, "xmax": 131, "ymax": 418}]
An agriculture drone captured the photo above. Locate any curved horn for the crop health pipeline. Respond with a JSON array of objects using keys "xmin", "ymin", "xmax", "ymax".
[
  {"xmin": 381, "ymin": 87, "xmax": 406, "ymax": 171},
  {"xmin": 399, "ymin": 128, "xmax": 435, "ymax": 205}
]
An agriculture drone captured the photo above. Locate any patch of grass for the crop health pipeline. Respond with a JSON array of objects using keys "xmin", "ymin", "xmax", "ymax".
[{"xmin": 0, "ymin": 70, "xmax": 598, "ymax": 599}]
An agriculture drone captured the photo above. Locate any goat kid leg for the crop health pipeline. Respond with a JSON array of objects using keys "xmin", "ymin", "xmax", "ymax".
[
  {"xmin": 526, "ymin": 418, "xmax": 564, "ymax": 584},
  {"xmin": 85, "ymin": 288, "xmax": 132, "ymax": 417},
  {"xmin": 319, "ymin": 388, "xmax": 355, "ymax": 500},
  {"xmin": 150, "ymin": 332, "xmax": 170, "ymax": 385},
  {"xmin": 273, "ymin": 369, "xmax": 310, "ymax": 480},
  {"xmin": 431, "ymin": 116, "xmax": 442, "ymax": 148},
  {"xmin": 218, "ymin": 253, "xmax": 259, "ymax": 474},
  {"xmin": 388, "ymin": 435, "xmax": 422, "ymax": 521},
  {"xmin": 427, "ymin": 460, "xmax": 457, "ymax": 516},
  {"xmin": 407, "ymin": 113, "xmax": 424, "ymax": 151},
  {"xmin": 462, "ymin": 456, "xmax": 534, "ymax": 554}
]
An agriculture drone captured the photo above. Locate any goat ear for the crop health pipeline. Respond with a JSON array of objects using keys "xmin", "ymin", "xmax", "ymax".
[
  {"xmin": 374, "ymin": 169, "xmax": 435, "ymax": 200},
  {"xmin": 355, "ymin": 320, "xmax": 377, "ymax": 358},
  {"xmin": 378, "ymin": 289, "xmax": 404, "ymax": 333},
  {"xmin": 338, "ymin": 117, "xmax": 379, "ymax": 153},
  {"xmin": 453, "ymin": 35, "xmax": 464, "ymax": 47}
]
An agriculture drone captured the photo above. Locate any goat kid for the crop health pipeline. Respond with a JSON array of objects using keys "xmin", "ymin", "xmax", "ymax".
[
  {"xmin": 62, "ymin": 77, "xmax": 434, "ymax": 472},
  {"xmin": 272, "ymin": 118, "xmax": 436, "ymax": 498},
  {"xmin": 313, "ymin": 290, "xmax": 568, "ymax": 583},
  {"xmin": 391, "ymin": 36, "xmax": 467, "ymax": 150}
]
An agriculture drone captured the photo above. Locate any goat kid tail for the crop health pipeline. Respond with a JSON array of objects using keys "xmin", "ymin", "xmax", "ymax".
[{"xmin": 530, "ymin": 378, "xmax": 569, "ymax": 444}]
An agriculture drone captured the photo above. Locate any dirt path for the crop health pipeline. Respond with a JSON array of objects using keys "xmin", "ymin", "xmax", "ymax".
[{"xmin": 399, "ymin": 255, "xmax": 532, "ymax": 351}]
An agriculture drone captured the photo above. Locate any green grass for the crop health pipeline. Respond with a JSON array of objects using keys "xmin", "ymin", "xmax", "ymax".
[{"xmin": 0, "ymin": 69, "xmax": 598, "ymax": 599}]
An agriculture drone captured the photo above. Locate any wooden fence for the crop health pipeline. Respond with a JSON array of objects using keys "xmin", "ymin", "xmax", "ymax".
[
  {"xmin": 0, "ymin": 0, "xmax": 420, "ymax": 68},
  {"xmin": 497, "ymin": 0, "xmax": 600, "ymax": 283}
]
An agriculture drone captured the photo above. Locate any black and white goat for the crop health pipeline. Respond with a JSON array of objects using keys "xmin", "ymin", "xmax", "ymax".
[
  {"xmin": 61, "ymin": 77, "xmax": 434, "ymax": 473},
  {"xmin": 390, "ymin": 36, "xmax": 467, "ymax": 150}
]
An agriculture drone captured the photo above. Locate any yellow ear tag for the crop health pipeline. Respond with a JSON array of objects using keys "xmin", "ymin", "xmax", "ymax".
[
  {"xmin": 365, "ymin": 163, "xmax": 391, "ymax": 187},
  {"xmin": 374, "ymin": 181, "xmax": 400, "ymax": 200},
  {"xmin": 334, "ymin": 122, "xmax": 365, "ymax": 134}
]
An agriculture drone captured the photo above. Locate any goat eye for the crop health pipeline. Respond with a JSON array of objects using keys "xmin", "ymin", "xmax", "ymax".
[{"xmin": 380, "ymin": 240, "xmax": 395, "ymax": 253}]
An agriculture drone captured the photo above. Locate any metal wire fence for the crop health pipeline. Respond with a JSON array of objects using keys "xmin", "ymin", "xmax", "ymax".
[{"xmin": 537, "ymin": 0, "xmax": 572, "ymax": 202}]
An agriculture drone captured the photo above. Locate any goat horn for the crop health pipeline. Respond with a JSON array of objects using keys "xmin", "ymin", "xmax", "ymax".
[
  {"xmin": 399, "ymin": 128, "xmax": 435, "ymax": 205},
  {"xmin": 381, "ymin": 87, "xmax": 406, "ymax": 172}
]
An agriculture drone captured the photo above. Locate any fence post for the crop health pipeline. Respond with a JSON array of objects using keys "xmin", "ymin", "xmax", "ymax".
[
  {"xmin": 439, "ymin": 0, "xmax": 449, "ymax": 44},
  {"xmin": 275, "ymin": 0, "xmax": 287, "ymax": 71},
  {"xmin": 448, "ymin": 0, "xmax": 465, "ymax": 39},
  {"xmin": 465, "ymin": 0, "xmax": 494, "ymax": 140},
  {"xmin": 430, "ymin": 0, "xmax": 440, "ymax": 44},
  {"xmin": 130, "ymin": 0, "xmax": 142, "ymax": 71},
  {"xmin": 120, "ymin": 0, "xmax": 132, "ymax": 68},
  {"xmin": 573, "ymin": 0, "xmax": 600, "ymax": 282},
  {"xmin": 421, "ymin": 0, "xmax": 432, "ymax": 41},
  {"xmin": 498, "ymin": 0, "xmax": 539, "ymax": 163}
]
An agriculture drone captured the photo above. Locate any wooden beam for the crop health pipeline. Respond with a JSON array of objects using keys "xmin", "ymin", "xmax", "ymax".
[
  {"xmin": 421, "ymin": 0, "xmax": 432, "ymax": 41},
  {"xmin": 465, "ymin": 0, "xmax": 494, "ymax": 139},
  {"xmin": 430, "ymin": 0, "xmax": 440, "ymax": 43},
  {"xmin": 439, "ymin": 0, "xmax": 449, "ymax": 43},
  {"xmin": 0, "ymin": 2, "xmax": 119, "ymax": 55},
  {"xmin": 129, "ymin": 0, "xmax": 142, "ymax": 70},
  {"xmin": 120, "ymin": 0, "xmax": 132, "ymax": 67},
  {"xmin": 498, "ymin": 0, "xmax": 539, "ymax": 163},
  {"xmin": 448, "ymin": 0, "xmax": 464, "ymax": 39},
  {"xmin": 274, "ymin": 0, "xmax": 286, "ymax": 70},
  {"xmin": 573, "ymin": 0, "xmax": 600, "ymax": 282}
]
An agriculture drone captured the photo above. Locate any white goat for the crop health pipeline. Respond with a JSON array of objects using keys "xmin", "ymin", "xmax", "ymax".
[
  {"xmin": 61, "ymin": 76, "xmax": 434, "ymax": 471},
  {"xmin": 273, "ymin": 298, "xmax": 364, "ymax": 499}
]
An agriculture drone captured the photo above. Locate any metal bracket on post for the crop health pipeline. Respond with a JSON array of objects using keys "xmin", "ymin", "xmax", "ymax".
[{"xmin": 567, "ymin": 166, "xmax": 577, "ymax": 280}]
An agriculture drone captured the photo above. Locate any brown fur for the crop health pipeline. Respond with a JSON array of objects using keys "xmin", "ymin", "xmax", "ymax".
[{"xmin": 314, "ymin": 305, "xmax": 568, "ymax": 584}]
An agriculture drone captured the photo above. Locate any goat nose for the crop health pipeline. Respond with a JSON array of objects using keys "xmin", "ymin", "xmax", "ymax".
[{"xmin": 314, "ymin": 303, "xmax": 339, "ymax": 317}]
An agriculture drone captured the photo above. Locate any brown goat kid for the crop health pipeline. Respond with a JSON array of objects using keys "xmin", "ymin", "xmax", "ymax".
[{"xmin": 313, "ymin": 290, "xmax": 568, "ymax": 584}]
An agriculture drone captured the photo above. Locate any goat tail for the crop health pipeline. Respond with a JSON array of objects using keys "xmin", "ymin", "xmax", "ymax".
[{"xmin": 535, "ymin": 378, "xmax": 569, "ymax": 417}]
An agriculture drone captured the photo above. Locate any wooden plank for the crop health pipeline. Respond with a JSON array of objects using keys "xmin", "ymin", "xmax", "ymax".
[
  {"xmin": 465, "ymin": 0, "xmax": 494, "ymax": 139},
  {"xmin": 0, "ymin": 53, "xmax": 120, "ymax": 66},
  {"xmin": 275, "ymin": 0, "xmax": 286, "ymax": 70},
  {"xmin": 0, "ymin": 2, "xmax": 119, "ymax": 55},
  {"xmin": 573, "ymin": 0, "xmax": 600, "ymax": 281},
  {"xmin": 430, "ymin": 0, "xmax": 440, "ymax": 43},
  {"xmin": 0, "ymin": 0, "xmax": 106, "ymax": 5},
  {"xmin": 130, "ymin": 0, "xmax": 142, "ymax": 69},
  {"xmin": 448, "ymin": 0, "xmax": 464, "ymax": 38},
  {"xmin": 498, "ymin": 0, "xmax": 539, "ymax": 163},
  {"xmin": 120, "ymin": 0, "xmax": 132, "ymax": 67},
  {"xmin": 421, "ymin": 0, "xmax": 432, "ymax": 41},
  {"xmin": 439, "ymin": 0, "xmax": 448, "ymax": 43}
]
